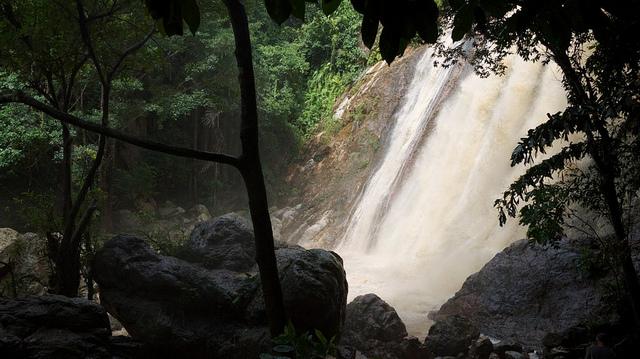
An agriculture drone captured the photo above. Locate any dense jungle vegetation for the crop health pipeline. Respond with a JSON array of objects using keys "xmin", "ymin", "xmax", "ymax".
[
  {"xmin": 0, "ymin": 0, "xmax": 370, "ymax": 232},
  {"xmin": 1, "ymin": 1, "xmax": 639, "ymax": 356}
]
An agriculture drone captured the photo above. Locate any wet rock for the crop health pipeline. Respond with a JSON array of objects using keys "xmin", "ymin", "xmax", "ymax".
[
  {"xmin": 0, "ymin": 295, "xmax": 114, "ymax": 359},
  {"xmin": 247, "ymin": 246, "xmax": 348, "ymax": 337},
  {"xmin": 0, "ymin": 228, "xmax": 18, "ymax": 251},
  {"xmin": 341, "ymin": 294, "xmax": 428, "ymax": 359},
  {"xmin": 93, "ymin": 219, "xmax": 348, "ymax": 358},
  {"xmin": 189, "ymin": 204, "xmax": 211, "ymax": 222},
  {"xmin": 182, "ymin": 214, "xmax": 256, "ymax": 271},
  {"xmin": 504, "ymin": 351, "xmax": 525, "ymax": 359},
  {"xmin": 432, "ymin": 238, "xmax": 621, "ymax": 347},
  {"xmin": 469, "ymin": 336, "xmax": 493, "ymax": 359},
  {"xmin": 0, "ymin": 232, "xmax": 49, "ymax": 296},
  {"xmin": 424, "ymin": 315, "xmax": 479, "ymax": 357},
  {"xmin": 493, "ymin": 340, "xmax": 523, "ymax": 357},
  {"xmin": 93, "ymin": 235, "xmax": 251, "ymax": 352},
  {"xmin": 343, "ymin": 294, "xmax": 407, "ymax": 344}
]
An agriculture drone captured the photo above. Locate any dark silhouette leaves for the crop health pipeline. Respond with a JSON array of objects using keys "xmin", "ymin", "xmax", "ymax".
[{"xmin": 144, "ymin": 0, "xmax": 200, "ymax": 35}]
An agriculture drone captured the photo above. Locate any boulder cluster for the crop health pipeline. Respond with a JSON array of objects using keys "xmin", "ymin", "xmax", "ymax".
[{"xmin": 2, "ymin": 214, "xmax": 638, "ymax": 358}]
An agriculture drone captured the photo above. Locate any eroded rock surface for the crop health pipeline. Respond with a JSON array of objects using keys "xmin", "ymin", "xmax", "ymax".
[
  {"xmin": 432, "ymin": 238, "xmax": 623, "ymax": 348},
  {"xmin": 93, "ymin": 215, "xmax": 347, "ymax": 358},
  {"xmin": 0, "ymin": 295, "xmax": 139, "ymax": 359},
  {"xmin": 0, "ymin": 230, "xmax": 49, "ymax": 296},
  {"xmin": 341, "ymin": 293, "xmax": 427, "ymax": 359},
  {"xmin": 424, "ymin": 315, "xmax": 479, "ymax": 357}
]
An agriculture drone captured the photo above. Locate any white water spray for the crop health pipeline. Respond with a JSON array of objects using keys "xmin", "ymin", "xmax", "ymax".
[{"xmin": 335, "ymin": 47, "xmax": 567, "ymax": 337}]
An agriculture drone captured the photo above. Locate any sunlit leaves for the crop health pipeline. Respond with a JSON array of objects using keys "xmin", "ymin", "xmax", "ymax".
[{"xmin": 495, "ymin": 142, "xmax": 587, "ymax": 227}]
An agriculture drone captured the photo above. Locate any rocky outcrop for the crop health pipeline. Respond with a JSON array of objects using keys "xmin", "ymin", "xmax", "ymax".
[
  {"xmin": 247, "ymin": 246, "xmax": 348, "ymax": 336},
  {"xmin": 181, "ymin": 213, "xmax": 256, "ymax": 271},
  {"xmin": 432, "ymin": 238, "xmax": 622, "ymax": 348},
  {"xmin": 424, "ymin": 315, "xmax": 480, "ymax": 357},
  {"xmin": 0, "ymin": 295, "xmax": 140, "ymax": 358},
  {"xmin": 93, "ymin": 215, "xmax": 348, "ymax": 358},
  {"xmin": 341, "ymin": 293, "xmax": 427, "ymax": 359},
  {"xmin": 279, "ymin": 47, "xmax": 426, "ymax": 247},
  {"xmin": 0, "ymin": 229, "xmax": 49, "ymax": 296}
]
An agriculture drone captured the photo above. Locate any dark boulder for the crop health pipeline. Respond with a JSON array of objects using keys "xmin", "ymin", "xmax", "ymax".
[
  {"xmin": 493, "ymin": 340, "xmax": 523, "ymax": 357},
  {"xmin": 93, "ymin": 235, "xmax": 255, "ymax": 353},
  {"xmin": 432, "ymin": 238, "xmax": 621, "ymax": 348},
  {"xmin": 93, "ymin": 221, "xmax": 348, "ymax": 358},
  {"xmin": 181, "ymin": 214, "xmax": 256, "ymax": 272},
  {"xmin": 344, "ymin": 293, "xmax": 407, "ymax": 343},
  {"xmin": 341, "ymin": 293, "xmax": 428, "ymax": 359},
  {"xmin": 247, "ymin": 246, "xmax": 348, "ymax": 336},
  {"xmin": 0, "ymin": 295, "xmax": 137, "ymax": 359},
  {"xmin": 469, "ymin": 336, "xmax": 494, "ymax": 359},
  {"xmin": 424, "ymin": 314, "xmax": 479, "ymax": 357}
]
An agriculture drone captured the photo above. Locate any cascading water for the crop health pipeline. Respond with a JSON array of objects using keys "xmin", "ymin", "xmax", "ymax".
[{"xmin": 335, "ymin": 47, "xmax": 568, "ymax": 336}]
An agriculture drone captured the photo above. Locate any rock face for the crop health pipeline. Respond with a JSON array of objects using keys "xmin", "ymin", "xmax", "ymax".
[
  {"xmin": 247, "ymin": 246, "xmax": 348, "ymax": 336},
  {"xmin": 0, "ymin": 295, "xmax": 138, "ymax": 358},
  {"xmin": 0, "ymin": 230, "xmax": 49, "ymax": 296},
  {"xmin": 424, "ymin": 315, "xmax": 479, "ymax": 357},
  {"xmin": 341, "ymin": 294, "xmax": 427, "ymax": 359},
  {"xmin": 93, "ymin": 215, "xmax": 348, "ymax": 358},
  {"xmin": 432, "ymin": 238, "xmax": 620, "ymax": 348},
  {"xmin": 183, "ymin": 213, "xmax": 256, "ymax": 271},
  {"xmin": 279, "ymin": 47, "xmax": 426, "ymax": 247}
]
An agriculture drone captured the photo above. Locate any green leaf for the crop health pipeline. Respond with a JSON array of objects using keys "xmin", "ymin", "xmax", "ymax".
[
  {"xmin": 413, "ymin": 0, "xmax": 439, "ymax": 43},
  {"xmin": 289, "ymin": 0, "xmax": 306, "ymax": 20},
  {"xmin": 379, "ymin": 27, "xmax": 399, "ymax": 63},
  {"xmin": 265, "ymin": 0, "xmax": 293, "ymax": 24},
  {"xmin": 321, "ymin": 0, "xmax": 342, "ymax": 15},
  {"xmin": 452, "ymin": 3, "xmax": 474, "ymax": 41},
  {"xmin": 477, "ymin": 0, "xmax": 509, "ymax": 17},
  {"xmin": 181, "ymin": 0, "xmax": 200, "ymax": 35},
  {"xmin": 360, "ymin": 12, "xmax": 379, "ymax": 49},
  {"xmin": 273, "ymin": 344, "xmax": 295, "ymax": 354},
  {"xmin": 315, "ymin": 329, "xmax": 328, "ymax": 346}
]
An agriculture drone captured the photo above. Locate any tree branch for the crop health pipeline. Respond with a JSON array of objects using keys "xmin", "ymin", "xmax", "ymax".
[
  {"xmin": 108, "ymin": 27, "xmax": 155, "ymax": 81},
  {"xmin": 76, "ymin": 0, "xmax": 106, "ymax": 85},
  {"xmin": 0, "ymin": 91, "xmax": 241, "ymax": 167}
]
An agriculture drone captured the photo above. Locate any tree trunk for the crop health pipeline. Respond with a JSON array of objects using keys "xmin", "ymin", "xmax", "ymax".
[
  {"xmin": 100, "ymin": 139, "xmax": 115, "ymax": 232},
  {"xmin": 62, "ymin": 124, "xmax": 73, "ymax": 225},
  {"xmin": 223, "ymin": 0, "xmax": 287, "ymax": 335},
  {"xmin": 595, "ymin": 156, "xmax": 640, "ymax": 327}
]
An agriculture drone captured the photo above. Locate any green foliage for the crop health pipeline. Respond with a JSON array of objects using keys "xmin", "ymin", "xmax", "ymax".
[
  {"xmin": 13, "ymin": 191, "xmax": 61, "ymax": 235},
  {"xmin": 113, "ymin": 163, "xmax": 158, "ymax": 204},
  {"xmin": 260, "ymin": 321, "xmax": 337, "ymax": 359},
  {"xmin": 0, "ymin": 72, "xmax": 61, "ymax": 174},
  {"xmin": 476, "ymin": 0, "xmax": 640, "ymax": 254},
  {"xmin": 298, "ymin": 64, "xmax": 349, "ymax": 136}
]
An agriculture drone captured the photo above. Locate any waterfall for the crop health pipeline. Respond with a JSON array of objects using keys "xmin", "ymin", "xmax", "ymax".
[{"xmin": 335, "ymin": 47, "xmax": 568, "ymax": 336}]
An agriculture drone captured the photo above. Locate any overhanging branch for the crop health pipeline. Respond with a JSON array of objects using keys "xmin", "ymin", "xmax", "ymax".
[{"xmin": 0, "ymin": 91, "xmax": 241, "ymax": 167}]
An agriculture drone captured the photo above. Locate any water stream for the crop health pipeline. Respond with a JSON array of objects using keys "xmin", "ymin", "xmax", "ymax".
[{"xmin": 335, "ymin": 47, "xmax": 568, "ymax": 337}]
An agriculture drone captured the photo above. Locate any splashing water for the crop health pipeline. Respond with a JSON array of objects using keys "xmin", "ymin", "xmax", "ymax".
[{"xmin": 335, "ymin": 47, "xmax": 567, "ymax": 337}]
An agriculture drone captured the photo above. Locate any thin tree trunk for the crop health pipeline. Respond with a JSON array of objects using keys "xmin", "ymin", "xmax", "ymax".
[
  {"xmin": 192, "ymin": 110, "xmax": 200, "ymax": 204},
  {"xmin": 62, "ymin": 124, "xmax": 73, "ymax": 225},
  {"xmin": 101, "ymin": 139, "xmax": 115, "ymax": 232},
  {"xmin": 222, "ymin": 0, "xmax": 287, "ymax": 335}
]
